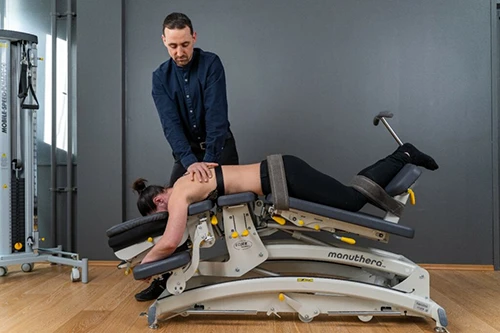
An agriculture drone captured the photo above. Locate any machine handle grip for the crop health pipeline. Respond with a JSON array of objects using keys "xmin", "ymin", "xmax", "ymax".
[
  {"xmin": 373, "ymin": 111, "xmax": 403, "ymax": 146},
  {"xmin": 373, "ymin": 111, "xmax": 394, "ymax": 126}
]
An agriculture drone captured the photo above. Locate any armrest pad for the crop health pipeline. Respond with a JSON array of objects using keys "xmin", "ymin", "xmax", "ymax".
[{"xmin": 133, "ymin": 251, "xmax": 191, "ymax": 280}]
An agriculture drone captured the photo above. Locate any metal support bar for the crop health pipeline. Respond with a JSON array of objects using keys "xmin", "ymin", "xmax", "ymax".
[
  {"xmin": 0, "ymin": 1, "xmax": 4, "ymax": 29},
  {"xmin": 379, "ymin": 118, "xmax": 403, "ymax": 146},
  {"xmin": 50, "ymin": 0, "xmax": 57, "ymax": 248},
  {"xmin": 0, "ymin": 248, "xmax": 88, "ymax": 283},
  {"xmin": 66, "ymin": 0, "xmax": 74, "ymax": 252},
  {"xmin": 184, "ymin": 310, "xmax": 258, "ymax": 316},
  {"xmin": 492, "ymin": 0, "xmax": 500, "ymax": 270},
  {"xmin": 327, "ymin": 310, "xmax": 401, "ymax": 316}
]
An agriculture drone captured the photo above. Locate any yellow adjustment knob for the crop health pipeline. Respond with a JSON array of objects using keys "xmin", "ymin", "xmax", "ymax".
[
  {"xmin": 314, "ymin": 224, "xmax": 320, "ymax": 231},
  {"xmin": 147, "ymin": 237, "xmax": 153, "ymax": 242},
  {"xmin": 40, "ymin": 238, "xmax": 45, "ymax": 241},
  {"xmin": 211, "ymin": 215, "xmax": 218, "ymax": 225},
  {"xmin": 340, "ymin": 237, "xmax": 356, "ymax": 245},
  {"xmin": 298, "ymin": 220, "xmax": 304, "ymax": 226},
  {"xmin": 272, "ymin": 216, "xmax": 286, "ymax": 225},
  {"xmin": 125, "ymin": 267, "xmax": 131, "ymax": 276},
  {"xmin": 231, "ymin": 231, "xmax": 239, "ymax": 239},
  {"xmin": 38, "ymin": 57, "xmax": 44, "ymax": 61},
  {"xmin": 278, "ymin": 293, "xmax": 285, "ymax": 301},
  {"xmin": 14, "ymin": 242, "xmax": 23, "ymax": 250},
  {"xmin": 408, "ymin": 188, "xmax": 416, "ymax": 205},
  {"xmin": 241, "ymin": 229, "xmax": 249, "ymax": 237}
]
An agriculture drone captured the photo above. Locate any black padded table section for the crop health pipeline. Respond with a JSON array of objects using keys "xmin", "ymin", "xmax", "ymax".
[
  {"xmin": 107, "ymin": 213, "xmax": 169, "ymax": 252},
  {"xmin": 107, "ymin": 212, "xmax": 169, "ymax": 238},
  {"xmin": 288, "ymin": 197, "xmax": 414, "ymax": 238},
  {"xmin": 107, "ymin": 200, "xmax": 214, "ymax": 252},
  {"xmin": 217, "ymin": 192, "xmax": 257, "ymax": 206},
  {"xmin": 133, "ymin": 251, "xmax": 191, "ymax": 280},
  {"xmin": 188, "ymin": 200, "xmax": 215, "ymax": 216},
  {"xmin": 385, "ymin": 164, "xmax": 421, "ymax": 196}
]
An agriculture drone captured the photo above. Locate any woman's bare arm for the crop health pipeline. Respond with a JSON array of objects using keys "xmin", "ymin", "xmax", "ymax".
[
  {"xmin": 141, "ymin": 192, "xmax": 190, "ymax": 264},
  {"xmin": 140, "ymin": 172, "xmax": 216, "ymax": 265}
]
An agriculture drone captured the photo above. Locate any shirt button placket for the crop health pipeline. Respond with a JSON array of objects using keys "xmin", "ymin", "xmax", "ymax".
[{"xmin": 184, "ymin": 72, "xmax": 197, "ymax": 133}]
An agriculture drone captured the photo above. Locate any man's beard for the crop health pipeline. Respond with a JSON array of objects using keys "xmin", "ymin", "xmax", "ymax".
[{"xmin": 175, "ymin": 57, "xmax": 189, "ymax": 66}]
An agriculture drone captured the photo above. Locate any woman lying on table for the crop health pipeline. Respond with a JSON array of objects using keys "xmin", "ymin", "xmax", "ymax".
[{"xmin": 133, "ymin": 143, "xmax": 438, "ymax": 265}]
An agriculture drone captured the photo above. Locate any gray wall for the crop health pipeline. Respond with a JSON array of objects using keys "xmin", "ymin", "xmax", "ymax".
[
  {"xmin": 77, "ymin": 0, "xmax": 498, "ymax": 264},
  {"xmin": 76, "ymin": 0, "xmax": 124, "ymax": 258}
]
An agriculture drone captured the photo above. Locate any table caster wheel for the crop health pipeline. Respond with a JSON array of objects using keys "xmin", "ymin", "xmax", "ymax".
[
  {"xmin": 0, "ymin": 266, "xmax": 7, "ymax": 277},
  {"xmin": 71, "ymin": 267, "xmax": 81, "ymax": 282},
  {"xmin": 358, "ymin": 315, "xmax": 373, "ymax": 322},
  {"xmin": 21, "ymin": 263, "xmax": 34, "ymax": 272},
  {"xmin": 298, "ymin": 314, "xmax": 313, "ymax": 323}
]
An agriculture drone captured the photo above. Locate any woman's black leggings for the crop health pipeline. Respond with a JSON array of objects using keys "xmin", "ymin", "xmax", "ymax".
[{"xmin": 260, "ymin": 150, "xmax": 410, "ymax": 212}]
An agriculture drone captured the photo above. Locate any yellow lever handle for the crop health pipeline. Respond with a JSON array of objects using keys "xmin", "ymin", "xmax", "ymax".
[
  {"xmin": 340, "ymin": 237, "xmax": 356, "ymax": 245},
  {"xmin": 211, "ymin": 215, "xmax": 218, "ymax": 225},
  {"xmin": 407, "ymin": 188, "xmax": 416, "ymax": 205},
  {"xmin": 272, "ymin": 216, "xmax": 286, "ymax": 225}
]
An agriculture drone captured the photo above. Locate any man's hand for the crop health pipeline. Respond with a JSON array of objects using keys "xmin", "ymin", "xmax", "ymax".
[{"xmin": 187, "ymin": 162, "xmax": 218, "ymax": 183}]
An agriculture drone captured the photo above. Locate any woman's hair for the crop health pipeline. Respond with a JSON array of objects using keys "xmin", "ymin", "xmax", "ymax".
[{"xmin": 132, "ymin": 178, "xmax": 165, "ymax": 216}]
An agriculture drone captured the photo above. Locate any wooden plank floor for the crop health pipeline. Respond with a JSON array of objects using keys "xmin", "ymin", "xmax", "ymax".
[{"xmin": 1, "ymin": 264, "xmax": 499, "ymax": 333}]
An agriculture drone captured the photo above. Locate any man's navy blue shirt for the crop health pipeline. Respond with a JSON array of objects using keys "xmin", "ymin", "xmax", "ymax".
[{"xmin": 152, "ymin": 48, "xmax": 230, "ymax": 169}]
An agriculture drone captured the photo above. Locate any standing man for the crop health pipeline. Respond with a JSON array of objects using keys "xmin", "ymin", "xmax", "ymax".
[{"xmin": 134, "ymin": 12, "xmax": 239, "ymax": 302}]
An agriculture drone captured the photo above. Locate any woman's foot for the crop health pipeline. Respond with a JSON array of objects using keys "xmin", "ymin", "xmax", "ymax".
[{"xmin": 398, "ymin": 143, "xmax": 439, "ymax": 170}]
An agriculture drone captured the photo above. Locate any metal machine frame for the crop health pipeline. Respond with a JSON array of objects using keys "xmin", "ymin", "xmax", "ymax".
[{"xmin": 0, "ymin": 30, "xmax": 87, "ymax": 283}]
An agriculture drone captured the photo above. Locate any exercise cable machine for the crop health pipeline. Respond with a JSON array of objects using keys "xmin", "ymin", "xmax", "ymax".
[{"xmin": 0, "ymin": 30, "xmax": 87, "ymax": 283}]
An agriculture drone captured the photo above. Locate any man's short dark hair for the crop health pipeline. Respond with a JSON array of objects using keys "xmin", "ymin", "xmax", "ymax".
[{"xmin": 163, "ymin": 12, "xmax": 193, "ymax": 35}]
